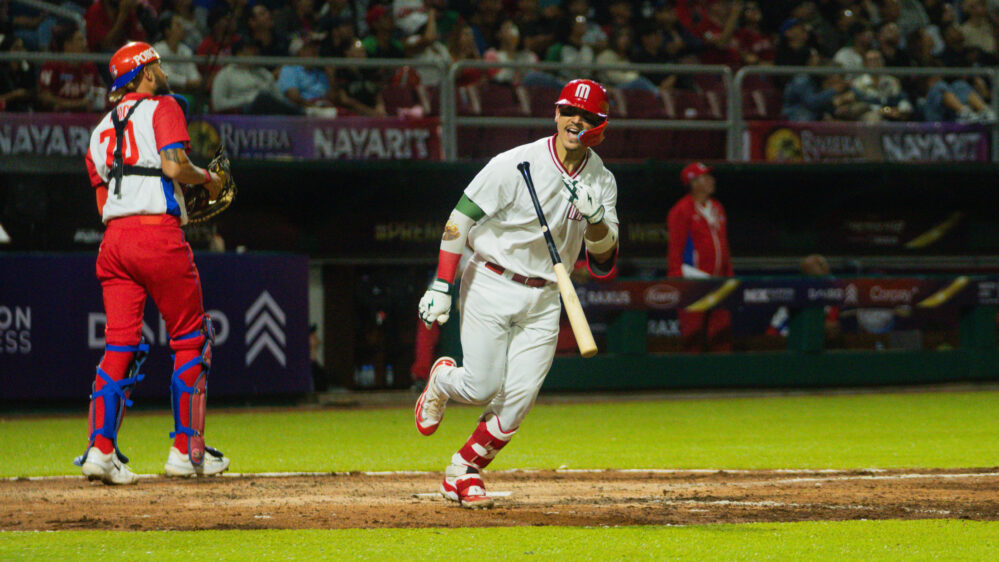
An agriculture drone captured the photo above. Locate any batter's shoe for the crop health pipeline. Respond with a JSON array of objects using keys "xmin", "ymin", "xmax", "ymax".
[
  {"xmin": 164, "ymin": 446, "xmax": 230, "ymax": 477},
  {"xmin": 415, "ymin": 356, "xmax": 455, "ymax": 436},
  {"xmin": 80, "ymin": 448, "xmax": 139, "ymax": 485},
  {"xmin": 441, "ymin": 464, "xmax": 494, "ymax": 509}
]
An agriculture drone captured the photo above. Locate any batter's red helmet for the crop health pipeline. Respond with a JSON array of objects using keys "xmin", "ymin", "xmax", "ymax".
[
  {"xmin": 681, "ymin": 162, "xmax": 712, "ymax": 185},
  {"xmin": 555, "ymin": 78, "xmax": 609, "ymax": 147},
  {"xmin": 109, "ymin": 41, "xmax": 160, "ymax": 92}
]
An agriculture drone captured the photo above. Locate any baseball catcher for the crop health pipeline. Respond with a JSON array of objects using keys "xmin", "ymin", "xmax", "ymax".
[{"xmin": 183, "ymin": 144, "xmax": 236, "ymax": 223}]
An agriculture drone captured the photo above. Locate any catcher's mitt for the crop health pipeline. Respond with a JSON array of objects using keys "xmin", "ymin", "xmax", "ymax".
[{"xmin": 184, "ymin": 144, "xmax": 236, "ymax": 223}]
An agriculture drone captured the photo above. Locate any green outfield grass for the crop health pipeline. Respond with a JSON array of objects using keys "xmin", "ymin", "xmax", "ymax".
[
  {"xmin": 1, "ymin": 389, "xmax": 997, "ymax": 477},
  {"xmin": 1, "ymin": 520, "xmax": 997, "ymax": 560}
]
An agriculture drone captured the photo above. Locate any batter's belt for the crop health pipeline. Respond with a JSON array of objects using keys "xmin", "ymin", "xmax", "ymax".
[{"xmin": 485, "ymin": 261, "xmax": 550, "ymax": 288}]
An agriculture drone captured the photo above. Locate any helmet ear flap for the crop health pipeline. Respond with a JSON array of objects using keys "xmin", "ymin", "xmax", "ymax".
[{"xmin": 578, "ymin": 121, "xmax": 607, "ymax": 147}]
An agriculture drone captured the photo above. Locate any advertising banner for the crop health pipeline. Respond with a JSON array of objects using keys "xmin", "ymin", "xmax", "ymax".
[
  {"xmin": 574, "ymin": 276, "xmax": 989, "ymax": 312},
  {"xmin": 0, "ymin": 254, "xmax": 311, "ymax": 401},
  {"xmin": 0, "ymin": 113, "xmax": 442, "ymax": 161},
  {"xmin": 748, "ymin": 121, "xmax": 990, "ymax": 163}
]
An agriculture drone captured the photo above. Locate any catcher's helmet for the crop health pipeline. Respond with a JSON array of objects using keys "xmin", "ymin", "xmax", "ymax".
[
  {"xmin": 555, "ymin": 79, "xmax": 609, "ymax": 147},
  {"xmin": 109, "ymin": 41, "xmax": 160, "ymax": 92}
]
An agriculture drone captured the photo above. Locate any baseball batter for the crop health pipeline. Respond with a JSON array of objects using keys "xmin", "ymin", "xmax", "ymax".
[
  {"xmin": 75, "ymin": 41, "xmax": 229, "ymax": 485},
  {"xmin": 415, "ymin": 79, "xmax": 619, "ymax": 508}
]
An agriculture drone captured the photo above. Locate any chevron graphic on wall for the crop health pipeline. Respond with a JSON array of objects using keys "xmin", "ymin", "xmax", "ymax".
[{"xmin": 245, "ymin": 290, "xmax": 286, "ymax": 367}]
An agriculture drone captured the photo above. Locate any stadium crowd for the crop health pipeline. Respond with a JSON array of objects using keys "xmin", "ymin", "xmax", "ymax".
[{"xmin": 1, "ymin": 0, "xmax": 998, "ymax": 122}]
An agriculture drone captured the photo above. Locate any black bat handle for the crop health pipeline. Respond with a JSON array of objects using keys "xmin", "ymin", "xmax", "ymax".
[{"xmin": 517, "ymin": 161, "xmax": 562, "ymax": 265}]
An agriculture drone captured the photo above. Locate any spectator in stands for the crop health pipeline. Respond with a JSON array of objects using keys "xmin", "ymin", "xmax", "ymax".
[
  {"xmin": 782, "ymin": 48, "xmax": 861, "ymax": 121},
  {"xmin": 734, "ymin": 1, "xmax": 776, "ymax": 65},
  {"xmin": 939, "ymin": 23, "xmax": 969, "ymax": 67},
  {"xmin": 38, "ymin": 23, "xmax": 104, "ymax": 112},
  {"xmin": 154, "ymin": 12, "xmax": 203, "ymax": 94},
  {"xmin": 172, "ymin": 0, "xmax": 206, "ymax": 51},
  {"xmin": 448, "ymin": 24, "xmax": 485, "ymax": 87},
  {"xmin": 515, "ymin": 0, "xmax": 557, "ymax": 58},
  {"xmin": 877, "ymin": 22, "xmax": 911, "ymax": 67},
  {"xmin": 402, "ymin": 7, "xmax": 452, "ymax": 86},
  {"xmin": 595, "ymin": 27, "xmax": 658, "ymax": 93},
  {"xmin": 275, "ymin": 0, "xmax": 318, "ymax": 41},
  {"xmin": 850, "ymin": 49, "xmax": 913, "ymax": 121},
  {"xmin": 791, "ymin": 1, "xmax": 839, "ymax": 57},
  {"xmin": 918, "ymin": 75, "xmax": 994, "ymax": 122},
  {"xmin": 333, "ymin": 37, "xmax": 388, "ymax": 116},
  {"xmin": 484, "ymin": 20, "xmax": 538, "ymax": 84},
  {"xmin": 545, "ymin": 14, "xmax": 594, "ymax": 81},
  {"xmin": 775, "ymin": 18, "xmax": 812, "ymax": 66},
  {"xmin": 878, "ymin": 0, "xmax": 929, "ymax": 44},
  {"xmin": 0, "ymin": 35, "xmax": 36, "ymax": 112},
  {"xmin": 363, "ymin": 4, "xmax": 405, "ymax": 59},
  {"xmin": 681, "ymin": 0, "xmax": 742, "ymax": 66},
  {"xmin": 85, "ymin": 0, "xmax": 151, "ymax": 53},
  {"xmin": 211, "ymin": 36, "xmax": 303, "ymax": 115},
  {"xmin": 564, "ymin": 0, "xmax": 607, "ymax": 52},
  {"xmin": 246, "ymin": 3, "xmax": 290, "ymax": 58},
  {"xmin": 923, "ymin": 0, "xmax": 955, "ymax": 55},
  {"xmin": 667, "ymin": 162, "xmax": 733, "ymax": 353},
  {"xmin": 196, "ymin": 6, "xmax": 239, "ymax": 84},
  {"xmin": 907, "ymin": 28, "xmax": 943, "ymax": 67},
  {"xmin": 468, "ymin": 0, "xmax": 503, "ymax": 54},
  {"xmin": 632, "ymin": 21, "xmax": 680, "ymax": 92},
  {"xmin": 833, "ymin": 22, "xmax": 875, "ymax": 71},
  {"xmin": 8, "ymin": 0, "xmax": 82, "ymax": 51},
  {"xmin": 277, "ymin": 33, "xmax": 337, "ymax": 113},
  {"xmin": 652, "ymin": 2, "xmax": 700, "ymax": 62},
  {"xmin": 606, "ymin": 0, "xmax": 634, "ymax": 31}
]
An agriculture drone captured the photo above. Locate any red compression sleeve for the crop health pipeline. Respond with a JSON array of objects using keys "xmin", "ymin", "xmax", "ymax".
[{"xmin": 437, "ymin": 250, "xmax": 461, "ymax": 284}]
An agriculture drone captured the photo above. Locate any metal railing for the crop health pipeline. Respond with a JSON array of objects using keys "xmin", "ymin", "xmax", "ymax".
[{"xmin": 2, "ymin": 50, "xmax": 998, "ymax": 162}]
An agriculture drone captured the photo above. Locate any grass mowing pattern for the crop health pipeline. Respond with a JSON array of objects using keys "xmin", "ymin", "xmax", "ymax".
[
  {"xmin": 1, "ymin": 390, "xmax": 997, "ymax": 476},
  {"xmin": 1, "ymin": 520, "xmax": 997, "ymax": 560}
]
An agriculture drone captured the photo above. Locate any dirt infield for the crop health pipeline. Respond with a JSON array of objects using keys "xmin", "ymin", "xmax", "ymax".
[{"xmin": 2, "ymin": 468, "xmax": 997, "ymax": 530}]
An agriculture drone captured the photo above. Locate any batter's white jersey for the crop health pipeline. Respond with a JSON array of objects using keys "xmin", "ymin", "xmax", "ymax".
[
  {"xmin": 85, "ymin": 93, "xmax": 192, "ymax": 224},
  {"xmin": 464, "ymin": 135, "xmax": 619, "ymax": 281}
]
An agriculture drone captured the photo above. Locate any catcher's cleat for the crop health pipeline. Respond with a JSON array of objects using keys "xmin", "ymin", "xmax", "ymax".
[
  {"xmin": 164, "ymin": 446, "xmax": 230, "ymax": 477},
  {"xmin": 441, "ymin": 464, "xmax": 494, "ymax": 509},
  {"xmin": 415, "ymin": 357, "xmax": 455, "ymax": 436},
  {"xmin": 81, "ymin": 448, "xmax": 139, "ymax": 485}
]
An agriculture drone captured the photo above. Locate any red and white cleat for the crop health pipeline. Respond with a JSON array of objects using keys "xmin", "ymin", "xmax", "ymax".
[
  {"xmin": 440, "ymin": 465, "xmax": 494, "ymax": 509},
  {"xmin": 414, "ymin": 356, "xmax": 455, "ymax": 436}
]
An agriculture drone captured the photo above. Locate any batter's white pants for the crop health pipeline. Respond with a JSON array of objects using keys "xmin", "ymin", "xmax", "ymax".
[{"xmin": 434, "ymin": 256, "xmax": 561, "ymax": 433}]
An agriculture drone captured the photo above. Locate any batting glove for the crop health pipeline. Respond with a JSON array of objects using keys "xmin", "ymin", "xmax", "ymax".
[
  {"xmin": 418, "ymin": 280, "xmax": 452, "ymax": 328},
  {"xmin": 560, "ymin": 174, "xmax": 605, "ymax": 224}
]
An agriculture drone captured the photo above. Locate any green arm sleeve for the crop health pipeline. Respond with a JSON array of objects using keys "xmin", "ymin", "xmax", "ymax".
[{"xmin": 455, "ymin": 194, "xmax": 486, "ymax": 221}]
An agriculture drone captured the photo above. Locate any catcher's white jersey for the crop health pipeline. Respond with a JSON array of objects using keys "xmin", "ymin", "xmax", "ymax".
[
  {"xmin": 85, "ymin": 93, "xmax": 191, "ymax": 224},
  {"xmin": 464, "ymin": 135, "xmax": 618, "ymax": 281}
]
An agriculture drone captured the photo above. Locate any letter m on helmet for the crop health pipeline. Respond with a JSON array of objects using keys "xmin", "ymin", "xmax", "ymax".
[{"xmin": 575, "ymin": 83, "xmax": 591, "ymax": 100}]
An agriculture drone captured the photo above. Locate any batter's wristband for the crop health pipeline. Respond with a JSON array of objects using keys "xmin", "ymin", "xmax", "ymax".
[{"xmin": 203, "ymin": 168, "xmax": 212, "ymax": 185}]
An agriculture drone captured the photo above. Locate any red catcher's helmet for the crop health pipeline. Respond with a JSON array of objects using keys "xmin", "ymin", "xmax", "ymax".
[
  {"xmin": 555, "ymin": 79, "xmax": 609, "ymax": 147},
  {"xmin": 109, "ymin": 41, "xmax": 160, "ymax": 92},
  {"xmin": 681, "ymin": 162, "xmax": 712, "ymax": 185}
]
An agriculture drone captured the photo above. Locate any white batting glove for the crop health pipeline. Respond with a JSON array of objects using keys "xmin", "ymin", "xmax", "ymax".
[
  {"xmin": 560, "ymin": 174, "xmax": 605, "ymax": 224},
  {"xmin": 418, "ymin": 280, "xmax": 452, "ymax": 328}
]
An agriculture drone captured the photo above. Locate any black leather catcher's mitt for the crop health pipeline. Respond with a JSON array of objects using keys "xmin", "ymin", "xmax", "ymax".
[{"xmin": 184, "ymin": 144, "xmax": 236, "ymax": 223}]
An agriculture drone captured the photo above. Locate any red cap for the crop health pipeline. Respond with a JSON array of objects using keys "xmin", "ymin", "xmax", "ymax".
[
  {"xmin": 555, "ymin": 78, "xmax": 609, "ymax": 119},
  {"xmin": 366, "ymin": 5, "xmax": 389, "ymax": 25},
  {"xmin": 681, "ymin": 162, "xmax": 712, "ymax": 185},
  {"xmin": 109, "ymin": 41, "xmax": 160, "ymax": 92}
]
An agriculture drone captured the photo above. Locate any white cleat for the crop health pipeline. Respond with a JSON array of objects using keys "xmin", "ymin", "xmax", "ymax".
[
  {"xmin": 164, "ymin": 446, "xmax": 230, "ymax": 478},
  {"xmin": 80, "ymin": 448, "xmax": 139, "ymax": 486},
  {"xmin": 440, "ymin": 464, "xmax": 494, "ymax": 509},
  {"xmin": 415, "ymin": 357, "xmax": 455, "ymax": 436}
]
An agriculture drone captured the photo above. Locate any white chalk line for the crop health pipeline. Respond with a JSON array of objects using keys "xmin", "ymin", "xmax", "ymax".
[
  {"xmin": 4, "ymin": 468, "xmax": 997, "ymax": 483},
  {"xmin": 412, "ymin": 491, "xmax": 513, "ymax": 499},
  {"xmin": 663, "ymin": 499, "xmax": 953, "ymax": 516}
]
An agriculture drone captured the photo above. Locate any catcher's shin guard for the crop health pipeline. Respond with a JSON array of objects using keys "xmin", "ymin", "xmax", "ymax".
[
  {"xmin": 170, "ymin": 316, "xmax": 213, "ymax": 466},
  {"xmin": 74, "ymin": 340, "xmax": 149, "ymax": 467},
  {"xmin": 455, "ymin": 414, "xmax": 515, "ymax": 470}
]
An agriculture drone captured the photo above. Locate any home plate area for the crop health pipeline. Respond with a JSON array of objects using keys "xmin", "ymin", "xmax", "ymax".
[{"xmin": 2, "ymin": 468, "xmax": 997, "ymax": 530}]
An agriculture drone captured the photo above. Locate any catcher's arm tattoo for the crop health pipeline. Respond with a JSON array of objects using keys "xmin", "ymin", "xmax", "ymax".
[{"xmin": 160, "ymin": 147, "xmax": 222, "ymax": 198}]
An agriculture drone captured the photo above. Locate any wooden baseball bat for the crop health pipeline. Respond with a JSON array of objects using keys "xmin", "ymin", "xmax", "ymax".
[{"xmin": 517, "ymin": 161, "xmax": 598, "ymax": 358}]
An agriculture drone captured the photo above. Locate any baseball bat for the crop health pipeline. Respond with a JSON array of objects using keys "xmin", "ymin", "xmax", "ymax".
[{"xmin": 516, "ymin": 161, "xmax": 598, "ymax": 358}]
